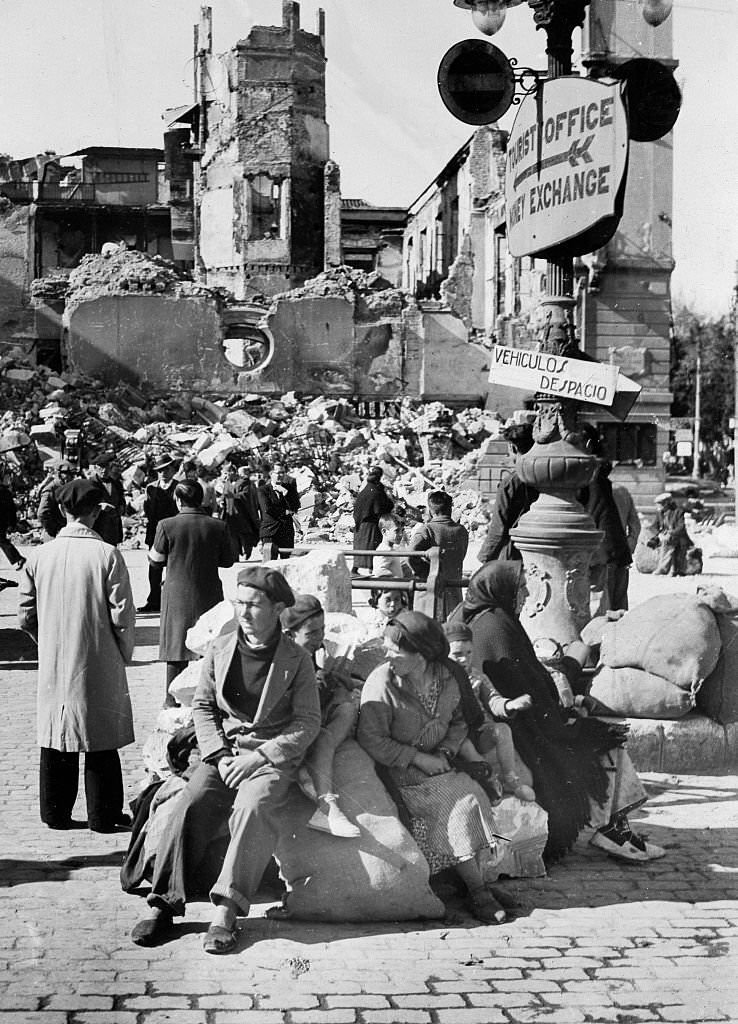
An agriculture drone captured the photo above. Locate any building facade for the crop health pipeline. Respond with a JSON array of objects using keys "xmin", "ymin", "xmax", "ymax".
[{"xmin": 190, "ymin": 2, "xmax": 329, "ymax": 300}]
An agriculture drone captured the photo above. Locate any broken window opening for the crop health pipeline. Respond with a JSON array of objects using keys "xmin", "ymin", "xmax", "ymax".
[
  {"xmin": 222, "ymin": 322, "xmax": 273, "ymax": 372},
  {"xmin": 248, "ymin": 174, "xmax": 282, "ymax": 240}
]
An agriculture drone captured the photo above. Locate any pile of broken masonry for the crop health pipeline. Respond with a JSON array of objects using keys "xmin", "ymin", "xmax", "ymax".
[{"xmin": 0, "ymin": 346, "xmax": 506, "ymax": 547}]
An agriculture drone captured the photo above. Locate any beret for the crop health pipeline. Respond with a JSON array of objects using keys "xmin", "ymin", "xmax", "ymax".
[
  {"xmin": 57, "ymin": 479, "xmax": 101, "ymax": 513},
  {"xmin": 91, "ymin": 452, "xmax": 114, "ymax": 466},
  {"xmin": 443, "ymin": 620, "xmax": 473, "ymax": 643},
  {"xmin": 280, "ymin": 593, "xmax": 324, "ymax": 632},
  {"xmin": 236, "ymin": 565, "xmax": 295, "ymax": 607}
]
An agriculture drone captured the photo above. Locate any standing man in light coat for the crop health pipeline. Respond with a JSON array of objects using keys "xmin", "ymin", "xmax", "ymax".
[{"xmin": 18, "ymin": 479, "xmax": 136, "ymax": 832}]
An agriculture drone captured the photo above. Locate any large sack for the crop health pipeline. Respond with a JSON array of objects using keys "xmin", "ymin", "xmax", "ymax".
[
  {"xmin": 599, "ymin": 594, "xmax": 721, "ymax": 690},
  {"xmin": 633, "ymin": 527, "xmax": 659, "ymax": 574},
  {"xmin": 698, "ymin": 612, "xmax": 738, "ymax": 724},
  {"xmin": 589, "ymin": 664, "xmax": 694, "ymax": 719},
  {"xmin": 274, "ymin": 740, "xmax": 445, "ymax": 922}
]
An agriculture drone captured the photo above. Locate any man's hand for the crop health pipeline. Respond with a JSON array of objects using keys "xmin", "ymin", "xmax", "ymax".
[
  {"xmin": 412, "ymin": 751, "xmax": 450, "ymax": 776},
  {"xmin": 217, "ymin": 750, "xmax": 267, "ymax": 788},
  {"xmin": 508, "ymin": 694, "xmax": 533, "ymax": 712}
]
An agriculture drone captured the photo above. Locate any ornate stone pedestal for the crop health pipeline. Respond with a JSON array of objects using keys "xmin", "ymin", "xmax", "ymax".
[{"xmin": 510, "ymin": 438, "xmax": 602, "ymax": 646}]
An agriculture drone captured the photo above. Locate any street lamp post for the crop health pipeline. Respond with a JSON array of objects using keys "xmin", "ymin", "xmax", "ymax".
[{"xmin": 451, "ymin": 0, "xmax": 675, "ymax": 643}]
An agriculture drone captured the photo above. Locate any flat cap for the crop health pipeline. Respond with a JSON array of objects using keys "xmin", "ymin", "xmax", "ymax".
[
  {"xmin": 236, "ymin": 565, "xmax": 295, "ymax": 607},
  {"xmin": 57, "ymin": 479, "xmax": 101, "ymax": 514},
  {"xmin": 655, "ymin": 492, "xmax": 671, "ymax": 503},
  {"xmin": 280, "ymin": 593, "xmax": 323, "ymax": 632}
]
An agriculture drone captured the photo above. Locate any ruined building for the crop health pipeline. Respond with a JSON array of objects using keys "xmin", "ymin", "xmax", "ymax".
[{"xmin": 184, "ymin": 2, "xmax": 329, "ymax": 300}]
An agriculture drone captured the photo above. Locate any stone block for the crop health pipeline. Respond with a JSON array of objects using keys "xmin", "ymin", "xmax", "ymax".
[{"xmin": 264, "ymin": 547, "xmax": 352, "ymax": 613}]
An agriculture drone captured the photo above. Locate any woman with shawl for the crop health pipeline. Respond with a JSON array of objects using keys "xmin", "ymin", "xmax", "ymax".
[
  {"xmin": 447, "ymin": 562, "xmax": 666, "ymax": 864},
  {"xmin": 352, "ymin": 467, "xmax": 394, "ymax": 573},
  {"xmin": 358, "ymin": 610, "xmax": 509, "ymax": 924}
]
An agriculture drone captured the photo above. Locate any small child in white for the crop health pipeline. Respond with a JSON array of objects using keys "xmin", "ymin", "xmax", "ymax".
[
  {"xmin": 443, "ymin": 621, "xmax": 536, "ymax": 803},
  {"xmin": 281, "ymin": 595, "xmax": 361, "ymax": 838}
]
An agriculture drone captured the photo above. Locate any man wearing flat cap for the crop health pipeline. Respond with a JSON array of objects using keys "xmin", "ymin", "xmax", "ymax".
[
  {"xmin": 18, "ymin": 479, "xmax": 136, "ymax": 832},
  {"xmin": 131, "ymin": 564, "xmax": 320, "ymax": 955},
  {"xmin": 37, "ymin": 459, "xmax": 76, "ymax": 540},
  {"xmin": 139, "ymin": 454, "xmax": 180, "ymax": 613},
  {"xmin": 87, "ymin": 452, "xmax": 125, "ymax": 546}
]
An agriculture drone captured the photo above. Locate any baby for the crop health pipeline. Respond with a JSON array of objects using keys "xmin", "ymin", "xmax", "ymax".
[
  {"xmin": 281, "ymin": 594, "xmax": 361, "ymax": 839},
  {"xmin": 444, "ymin": 621, "xmax": 536, "ymax": 803}
]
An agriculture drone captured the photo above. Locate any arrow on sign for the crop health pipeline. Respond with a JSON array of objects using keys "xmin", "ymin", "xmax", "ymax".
[
  {"xmin": 513, "ymin": 134, "xmax": 596, "ymax": 190},
  {"xmin": 567, "ymin": 134, "xmax": 594, "ymax": 167}
]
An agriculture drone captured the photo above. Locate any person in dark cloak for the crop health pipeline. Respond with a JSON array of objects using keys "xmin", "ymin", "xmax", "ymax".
[
  {"xmin": 446, "ymin": 561, "xmax": 666, "ymax": 865},
  {"xmin": 352, "ymin": 467, "xmax": 394, "ymax": 574},
  {"xmin": 149, "ymin": 480, "xmax": 235, "ymax": 707}
]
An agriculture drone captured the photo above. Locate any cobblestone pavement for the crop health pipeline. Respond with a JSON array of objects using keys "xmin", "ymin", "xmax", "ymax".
[{"xmin": 1, "ymin": 550, "xmax": 737, "ymax": 1024}]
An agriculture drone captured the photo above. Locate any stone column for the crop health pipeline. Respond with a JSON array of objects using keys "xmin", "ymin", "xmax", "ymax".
[{"xmin": 323, "ymin": 160, "xmax": 342, "ymax": 269}]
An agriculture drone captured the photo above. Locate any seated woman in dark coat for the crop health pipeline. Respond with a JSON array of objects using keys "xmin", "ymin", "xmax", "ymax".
[
  {"xmin": 358, "ymin": 610, "xmax": 509, "ymax": 924},
  {"xmin": 447, "ymin": 561, "xmax": 666, "ymax": 864}
]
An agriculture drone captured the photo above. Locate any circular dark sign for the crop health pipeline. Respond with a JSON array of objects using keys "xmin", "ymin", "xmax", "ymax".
[
  {"xmin": 438, "ymin": 39, "xmax": 515, "ymax": 126},
  {"xmin": 616, "ymin": 58, "xmax": 681, "ymax": 142}
]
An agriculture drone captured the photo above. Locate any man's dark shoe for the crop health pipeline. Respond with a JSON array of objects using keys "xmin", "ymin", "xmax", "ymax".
[
  {"xmin": 131, "ymin": 908, "xmax": 174, "ymax": 946},
  {"xmin": 137, "ymin": 603, "xmax": 160, "ymax": 614},
  {"xmin": 43, "ymin": 818, "xmax": 86, "ymax": 830},
  {"xmin": 0, "ymin": 578, "xmax": 19, "ymax": 591}
]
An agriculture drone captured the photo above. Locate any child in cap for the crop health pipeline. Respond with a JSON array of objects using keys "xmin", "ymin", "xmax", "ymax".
[
  {"xmin": 444, "ymin": 620, "xmax": 536, "ymax": 803},
  {"xmin": 281, "ymin": 594, "xmax": 361, "ymax": 839}
]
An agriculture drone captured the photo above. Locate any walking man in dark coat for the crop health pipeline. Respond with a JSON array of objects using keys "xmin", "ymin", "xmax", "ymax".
[
  {"xmin": 149, "ymin": 480, "xmax": 235, "ymax": 706},
  {"xmin": 87, "ymin": 453, "xmax": 125, "ymax": 546},
  {"xmin": 478, "ymin": 422, "xmax": 538, "ymax": 564},
  {"xmin": 352, "ymin": 466, "xmax": 394, "ymax": 573},
  {"xmin": 257, "ymin": 460, "xmax": 300, "ymax": 560},
  {"xmin": 408, "ymin": 490, "xmax": 469, "ymax": 618},
  {"xmin": 139, "ymin": 455, "xmax": 180, "ymax": 613}
]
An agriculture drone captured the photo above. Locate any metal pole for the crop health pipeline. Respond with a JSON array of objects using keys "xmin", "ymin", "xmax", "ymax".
[
  {"xmin": 733, "ymin": 261, "xmax": 738, "ymax": 515},
  {"xmin": 693, "ymin": 329, "xmax": 701, "ymax": 479}
]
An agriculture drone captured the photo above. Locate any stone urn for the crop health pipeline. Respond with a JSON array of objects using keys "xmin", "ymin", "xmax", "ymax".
[{"xmin": 510, "ymin": 439, "xmax": 603, "ymax": 645}]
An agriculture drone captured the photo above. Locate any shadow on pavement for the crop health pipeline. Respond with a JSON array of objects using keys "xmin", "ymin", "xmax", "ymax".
[{"xmin": 0, "ymin": 850, "xmax": 125, "ymax": 886}]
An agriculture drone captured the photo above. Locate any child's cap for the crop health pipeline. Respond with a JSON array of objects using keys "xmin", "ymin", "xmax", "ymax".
[{"xmin": 443, "ymin": 620, "xmax": 473, "ymax": 643}]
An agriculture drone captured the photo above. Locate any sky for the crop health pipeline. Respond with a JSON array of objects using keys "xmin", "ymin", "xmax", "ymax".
[{"xmin": 1, "ymin": 0, "xmax": 735, "ymax": 315}]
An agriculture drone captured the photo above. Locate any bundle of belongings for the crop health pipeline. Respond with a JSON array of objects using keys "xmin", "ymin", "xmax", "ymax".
[{"xmin": 582, "ymin": 589, "xmax": 738, "ymax": 725}]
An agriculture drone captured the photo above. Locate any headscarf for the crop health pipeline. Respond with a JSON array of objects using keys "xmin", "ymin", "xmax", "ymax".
[
  {"xmin": 460, "ymin": 560, "xmax": 522, "ymax": 621},
  {"xmin": 383, "ymin": 610, "xmax": 449, "ymax": 663}
]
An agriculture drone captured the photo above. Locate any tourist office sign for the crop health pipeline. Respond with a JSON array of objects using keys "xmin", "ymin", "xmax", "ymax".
[
  {"xmin": 505, "ymin": 77, "xmax": 629, "ymax": 257},
  {"xmin": 488, "ymin": 345, "xmax": 641, "ymax": 420}
]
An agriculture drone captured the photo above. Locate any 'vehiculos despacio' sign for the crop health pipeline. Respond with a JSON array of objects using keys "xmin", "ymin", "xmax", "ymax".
[{"xmin": 505, "ymin": 76, "xmax": 629, "ymax": 259}]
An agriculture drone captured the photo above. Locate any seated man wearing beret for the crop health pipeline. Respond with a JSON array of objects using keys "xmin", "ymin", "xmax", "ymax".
[{"xmin": 131, "ymin": 565, "xmax": 320, "ymax": 954}]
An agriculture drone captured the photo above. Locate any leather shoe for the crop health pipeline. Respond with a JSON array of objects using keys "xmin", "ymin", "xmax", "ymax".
[
  {"xmin": 131, "ymin": 909, "xmax": 174, "ymax": 946},
  {"xmin": 137, "ymin": 603, "xmax": 160, "ymax": 613},
  {"xmin": 203, "ymin": 923, "xmax": 239, "ymax": 954}
]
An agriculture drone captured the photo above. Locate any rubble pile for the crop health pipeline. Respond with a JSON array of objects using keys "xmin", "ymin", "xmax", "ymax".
[
  {"xmin": 273, "ymin": 266, "xmax": 405, "ymax": 320},
  {"xmin": 63, "ymin": 249, "xmax": 229, "ymax": 316},
  {"xmin": 0, "ymin": 344, "xmax": 503, "ymax": 544}
]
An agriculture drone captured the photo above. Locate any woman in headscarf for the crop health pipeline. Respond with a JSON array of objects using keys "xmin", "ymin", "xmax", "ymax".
[
  {"xmin": 352, "ymin": 467, "xmax": 394, "ymax": 574},
  {"xmin": 357, "ymin": 610, "xmax": 508, "ymax": 924},
  {"xmin": 447, "ymin": 561, "xmax": 666, "ymax": 864}
]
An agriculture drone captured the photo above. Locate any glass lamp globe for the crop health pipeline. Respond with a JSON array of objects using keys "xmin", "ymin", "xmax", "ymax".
[
  {"xmin": 472, "ymin": 0, "xmax": 506, "ymax": 35},
  {"xmin": 640, "ymin": 0, "xmax": 673, "ymax": 26}
]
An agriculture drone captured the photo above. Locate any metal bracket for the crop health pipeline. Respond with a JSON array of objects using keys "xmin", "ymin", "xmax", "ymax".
[{"xmin": 510, "ymin": 60, "xmax": 546, "ymax": 104}]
